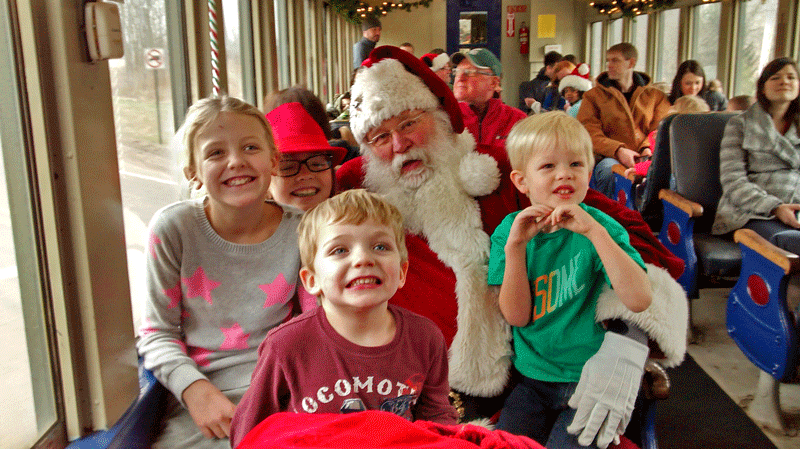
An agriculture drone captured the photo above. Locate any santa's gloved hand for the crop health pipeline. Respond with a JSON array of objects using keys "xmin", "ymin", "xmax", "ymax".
[{"xmin": 566, "ymin": 332, "xmax": 648, "ymax": 448}]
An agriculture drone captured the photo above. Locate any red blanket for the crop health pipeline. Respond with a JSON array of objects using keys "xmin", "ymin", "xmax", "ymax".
[{"xmin": 236, "ymin": 411, "xmax": 640, "ymax": 449}]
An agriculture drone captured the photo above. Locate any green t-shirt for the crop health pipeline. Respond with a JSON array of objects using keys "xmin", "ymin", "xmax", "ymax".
[{"xmin": 487, "ymin": 204, "xmax": 646, "ymax": 382}]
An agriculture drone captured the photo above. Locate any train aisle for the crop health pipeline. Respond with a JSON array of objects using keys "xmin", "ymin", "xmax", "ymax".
[{"xmin": 656, "ymin": 288, "xmax": 799, "ymax": 449}]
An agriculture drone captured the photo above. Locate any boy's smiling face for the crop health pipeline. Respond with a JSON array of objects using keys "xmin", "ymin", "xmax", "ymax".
[
  {"xmin": 300, "ymin": 218, "xmax": 408, "ymax": 313},
  {"xmin": 511, "ymin": 146, "xmax": 591, "ymax": 209}
]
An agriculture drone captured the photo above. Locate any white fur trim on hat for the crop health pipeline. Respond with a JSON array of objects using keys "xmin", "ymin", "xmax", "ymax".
[
  {"xmin": 560, "ymin": 62, "xmax": 592, "ymax": 94},
  {"xmin": 559, "ymin": 74, "xmax": 592, "ymax": 94},
  {"xmin": 350, "ymin": 58, "xmax": 440, "ymax": 144},
  {"xmin": 430, "ymin": 53, "xmax": 450, "ymax": 72}
]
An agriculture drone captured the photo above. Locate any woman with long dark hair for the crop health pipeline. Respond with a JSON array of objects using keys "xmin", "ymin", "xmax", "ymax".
[
  {"xmin": 668, "ymin": 60, "xmax": 728, "ymax": 111},
  {"xmin": 712, "ymin": 57, "xmax": 800, "ymax": 254}
]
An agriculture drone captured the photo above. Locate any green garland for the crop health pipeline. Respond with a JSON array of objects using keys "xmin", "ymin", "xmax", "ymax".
[
  {"xmin": 590, "ymin": 0, "xmax": 676, "ymax": 18},
  {"xmin": 328, "ymin": 0, "xmax": 432, "ymax": 24}
]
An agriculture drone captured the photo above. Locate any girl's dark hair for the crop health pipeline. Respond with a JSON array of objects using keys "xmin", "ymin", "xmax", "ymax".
[
  {"xmin": 264, "ymin": 85, "xmax": 332, "ymax": 139},
  {"xmin": 668, "ymin": 60, "xmax": 707, "ymax": 104},
  {"xmin": 756, "ymin": 57, "xmax": 799, "ymax": 128}
]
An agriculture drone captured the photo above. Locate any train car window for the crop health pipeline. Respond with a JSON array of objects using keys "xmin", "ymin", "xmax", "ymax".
[
  {"xmin": 631, "ymin": 15, "xmax": 649, "ymax": 73},
  {"xmin": 733, "ymin": 0, "xmax": 779, "ymax": 96},
  {"xmin": 223, "ymin": 0, "xmax": 243, "ymax": 99},
  {"xmin": 0, "ymin": 1, "xmax": 60, "ymax": 447},
  {"xmin": 692, "ymin": 2, "xmax": 722, "ymax": 81},
  {"xmin": 655, "ymin": 8, "xmax": 680, "ymax": 83},
  {"xmin": 590, "ymin": 21, "xmax": 603, "ymax": 79},
  {"xmin": 607, "ymin": 18, "xmax": 623, "ymax": 46},
  {"xmin": 110, "ymin": 0, "xmax": 182, "ymax": 331}
]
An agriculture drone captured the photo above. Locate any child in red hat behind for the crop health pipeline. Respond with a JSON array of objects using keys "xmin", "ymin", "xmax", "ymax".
[{"xmin": 266, "ymin": 102, "xmax": 347, "ymax": 213}]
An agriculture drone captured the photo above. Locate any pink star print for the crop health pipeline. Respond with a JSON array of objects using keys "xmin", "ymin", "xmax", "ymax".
[
  {"xmin": 260, "ymin": 273, "xmax": 295, "ymax": 308},
  {"xmin": 148, "ymin": 232, "xmax": 162, "ymax": 259},
  {"xmin": 219, "ymin": 323, "xmax": 250, "ymax": 351},
  {"xmin": 182, "ymin": 266, "xmax": 220, "ymax": 305},
  {"xmin": 188, "ymin": 345, "xmax": 212, "ymax": 367},
  {"xmin": 163, "ymin": 282, "xmax": 182, "ymax": 309}
]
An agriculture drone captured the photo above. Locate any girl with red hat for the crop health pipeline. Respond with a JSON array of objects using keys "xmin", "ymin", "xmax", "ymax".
[{"xmin": 266, "ymin": 102, "xmax": 346, "ymax": 212}]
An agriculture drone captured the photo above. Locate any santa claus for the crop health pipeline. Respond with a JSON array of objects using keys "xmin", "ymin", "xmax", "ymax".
[{"xmin": 337, "ymin": 46, "xmax": 687, "ymax": 448}]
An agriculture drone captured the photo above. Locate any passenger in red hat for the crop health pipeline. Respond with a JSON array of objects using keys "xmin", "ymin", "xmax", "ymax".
[
  {"xmin": 266, "ymin": 102, "xmax": 346, "ymax": 212},
  {"xmin": 421, "ymin": 52, "xmax": 452, "ymax": 84}
]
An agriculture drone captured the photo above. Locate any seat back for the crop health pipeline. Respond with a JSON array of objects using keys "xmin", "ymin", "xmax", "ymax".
[
  {"xmin": 639, "ymin": 113, "xmax": 678, "ymax": 231},
  {"xmin": 669, "ymin": 113, "xmax": 738, "ymax": 234}
]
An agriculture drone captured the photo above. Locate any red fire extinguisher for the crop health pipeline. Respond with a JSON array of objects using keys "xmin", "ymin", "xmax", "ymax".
[{"xmin": 519, "ymin": 22, "xmax": 529, "ymax": 54}]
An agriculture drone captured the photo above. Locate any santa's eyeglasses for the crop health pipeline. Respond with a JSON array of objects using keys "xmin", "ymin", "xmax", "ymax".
[
  {"xmin": 276, "ymin": 154, "xmax": 333, "ymax": 177},
  {"xmin": 366, "ymin": 111, "xmax": 428, "ymax": 150}
]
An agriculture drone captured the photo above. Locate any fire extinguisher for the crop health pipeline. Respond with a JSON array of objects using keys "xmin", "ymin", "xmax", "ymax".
[{"xmin": 519, "ymin": 22, "xmax": 529, "ymax": 54}]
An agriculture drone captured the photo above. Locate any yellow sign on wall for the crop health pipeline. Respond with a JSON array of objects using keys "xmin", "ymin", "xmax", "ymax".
[{"xmin": 537, "ymin": 15, "xmax": 556, "ymax": 38}]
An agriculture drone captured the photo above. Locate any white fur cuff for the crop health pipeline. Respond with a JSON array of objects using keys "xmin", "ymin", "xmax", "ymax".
[{"xmin": 595, "ymin": 264, "xmax": 688, "ymax": 367}]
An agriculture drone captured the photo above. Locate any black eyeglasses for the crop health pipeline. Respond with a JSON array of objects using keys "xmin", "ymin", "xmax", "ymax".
[{"xmin": 277, "ymin": 154, "xmax": 333, "ymax": 177}]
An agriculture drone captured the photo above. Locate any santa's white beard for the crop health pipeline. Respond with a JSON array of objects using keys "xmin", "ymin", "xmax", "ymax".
[
  {"xmin": 363, "ymin": 123, "xmax": 476, "ymax": 236},
  {"xmin": 362, "ymin": 124, "xmax": 512, "ymax": 397}
]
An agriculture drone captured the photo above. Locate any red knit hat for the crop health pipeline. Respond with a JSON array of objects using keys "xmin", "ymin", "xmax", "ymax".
[
  {"xmin": 350, "ymin": 45, "xmax": 464, "ymax": 143},
  {"xmin": 265, "ymin": 102, "xmax": 346, "ymax": 166}
]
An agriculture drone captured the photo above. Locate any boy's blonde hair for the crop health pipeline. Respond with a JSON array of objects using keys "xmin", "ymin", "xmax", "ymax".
[
  {"xmin": 298, "ymin": 189, "xmax": 408, "ymax": 271},
  {"xmin": 506, "ymin": 111, "xmax": 594, "ymax": 171},
  {"xmin": 671, "ymin": 95, "xmax": 710, "ymax": 114},
  {"xmin": 177, "ymin": 95, "xmax": 275, "ymax": 184}
]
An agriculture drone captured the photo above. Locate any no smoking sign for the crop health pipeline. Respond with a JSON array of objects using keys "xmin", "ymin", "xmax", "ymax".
[{"xmin": 144, "ymin": 48, "xmax": 165, "ymax": 70}]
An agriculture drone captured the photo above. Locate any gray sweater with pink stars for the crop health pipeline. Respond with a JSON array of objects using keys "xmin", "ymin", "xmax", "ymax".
[{"xmin": 137, "ymin": 197, "xmax": 306, "ymax": 403}]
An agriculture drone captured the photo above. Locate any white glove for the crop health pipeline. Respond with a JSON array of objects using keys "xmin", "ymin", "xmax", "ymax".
[{"xmin": 566, "ymin": 332, "xmax": 648, "ymax": 448}]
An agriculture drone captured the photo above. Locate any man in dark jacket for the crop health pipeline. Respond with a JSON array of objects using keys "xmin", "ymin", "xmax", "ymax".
[
  {"xmin": 517, "ymin": 51, "xmax": 562, "ymax": 113},
  {"xmin": 352, "ymin": 16, "xmax": 381, "ymax": 68}
]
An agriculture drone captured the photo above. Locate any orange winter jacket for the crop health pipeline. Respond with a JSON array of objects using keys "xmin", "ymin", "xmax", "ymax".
[{"xmin": 577, "ymin": 71, "xmax": 670, "ymax": 159}]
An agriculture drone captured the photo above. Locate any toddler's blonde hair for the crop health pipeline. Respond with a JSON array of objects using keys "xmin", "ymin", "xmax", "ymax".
[
  {"xmin": 671, "ymin": 95, "xmax": 710, "ymax": 114},
  {"xmin": 506, "ymin": 111, "xmax": 594, "ymax": 172}
]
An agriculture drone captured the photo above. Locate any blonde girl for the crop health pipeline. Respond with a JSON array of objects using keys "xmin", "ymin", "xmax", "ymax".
[{"xmin": 137, "ymin": 96, "xmax": 304, "ymax": 448}]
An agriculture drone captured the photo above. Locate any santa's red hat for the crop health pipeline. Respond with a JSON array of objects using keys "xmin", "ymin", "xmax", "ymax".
[
  {"xmin": 559, "ymin": 63, "xmax": 593, "ymax": 94},
  {"xmin": 349, "ymin": 46, "xmax": 464, "ymax": 144}
]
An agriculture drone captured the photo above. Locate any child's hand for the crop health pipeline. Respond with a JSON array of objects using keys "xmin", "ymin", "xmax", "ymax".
[
  {"xmin": 623, "ymin": 166, "xmax": 637, "ymax": 178},
  {"xmin": 549, "ymin": 204, "xmax": 596, "ymax": 235},
  {"xmin": 183, "ymin": 379, "xmax": 237, "ymax": 439},
  {"xmin": 507, "ymin": 204, "xmax": 554, "ymax": 246}
]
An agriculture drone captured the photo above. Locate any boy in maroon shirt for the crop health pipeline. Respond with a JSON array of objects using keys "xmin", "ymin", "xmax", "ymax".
[{"xmin": 230, "ymin": 189, "xmax": 457, "ymax": 447}]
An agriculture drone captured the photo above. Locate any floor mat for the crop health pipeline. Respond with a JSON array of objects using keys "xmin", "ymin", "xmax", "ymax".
[{"xmin": 654, "ymin": 354, "xmax": 777, "ymax": 449}]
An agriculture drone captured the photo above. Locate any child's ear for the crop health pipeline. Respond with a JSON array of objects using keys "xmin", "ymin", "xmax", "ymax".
[
  {"xmin": 397, "ymin": 260, "xmax": 410, "ymax": 289},
  {"xmin": 183, "ymin": 166, "xmax": 202, "ymax": 189},
  {"xmin": 509, "ymin": 169, "xmax": 528, "ymax": 195},
  {"xmin": 270, "ymin": 150, "xmax": 280, "ymax": 177},
  {"xmin": 299, "ymin": 267, "xmax": 322, "ymax": 297}
]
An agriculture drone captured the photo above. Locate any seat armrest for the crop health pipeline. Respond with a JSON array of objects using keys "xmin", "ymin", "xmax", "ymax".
[
  {"xmin": 658, "ymin": 189, "xmax": 703, "ymax": 297},
  {"xmin": 642, "ymin": 359, "xmax": 670, "ymax": 400},
  {"xmin": 734, "ymin": 228, "xmax": 800, "ymax": 275},
  {"xmin": 728, "ymin": 228, "xmax": 800, "ymax": 382},
  {"xmin": 658, "ymin": 189, "xmax": 703, "ymax": 218},
  {"xmin": 612, "ymin": 164, "xmax": 641, "ymax": 210}
]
